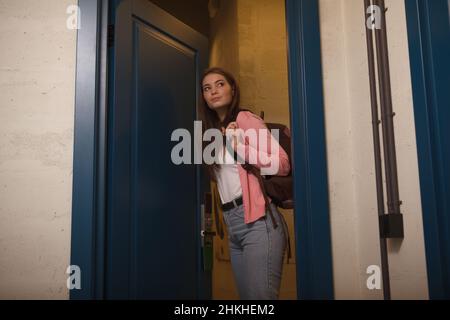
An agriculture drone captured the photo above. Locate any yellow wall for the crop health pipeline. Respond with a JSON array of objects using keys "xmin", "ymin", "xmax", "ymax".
[{"xmin": 0, "ymin": 0, "xmax": 77, "ymax": 299}]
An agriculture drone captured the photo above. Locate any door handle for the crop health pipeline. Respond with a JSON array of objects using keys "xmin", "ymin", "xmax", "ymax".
[{"xmin": 201, "ymin": 231, "xmax": 217, "ymax": 237}]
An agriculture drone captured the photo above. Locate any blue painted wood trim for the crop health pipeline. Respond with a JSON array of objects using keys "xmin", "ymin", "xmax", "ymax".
[
  {"xmin": 70, "ymin": 0, "xmax": 109, "ymax": 299},
  {"xmin": 405, "ymin": 0, "xmax": 450, "ymax": 299},
  {"xmin": 285, "ymin": 0, "xmax": 334, "ymax": 299}
]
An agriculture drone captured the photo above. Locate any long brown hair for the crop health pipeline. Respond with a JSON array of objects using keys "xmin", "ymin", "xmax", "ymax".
[{"xmin": 199, "ymin": 67, "xmax": 244, "ymax": 181}]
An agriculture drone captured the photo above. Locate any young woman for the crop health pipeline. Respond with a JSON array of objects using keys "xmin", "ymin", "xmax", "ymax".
[{"xmin": 200, "ymin": 67, "xmax": 291, "ymax": 300}]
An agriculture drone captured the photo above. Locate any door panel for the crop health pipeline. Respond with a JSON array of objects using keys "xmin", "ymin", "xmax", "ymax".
[{"xmin": 107, "ymin": 0, "xmax": 209, "ymax": 299}]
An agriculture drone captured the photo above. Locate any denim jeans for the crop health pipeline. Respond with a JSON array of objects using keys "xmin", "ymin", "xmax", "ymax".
[{"xmin": 222, "ymin": 202, "xmax": 288, "ymax": 300}]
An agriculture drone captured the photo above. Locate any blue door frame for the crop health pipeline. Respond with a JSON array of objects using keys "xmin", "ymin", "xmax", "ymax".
[
  {"xmin": 405, "ymin": 0, "xmax": 450, "ymax": 299},
  {"xmin": 70, "ymin": 0, "xmax": 109, "ymax": 299},
  {"xmin": 70, "ymin": 0, "xmax": 334, "ymax": 299},
  {"xmin": 285, "ymin": 0, "xmax": 334, "ymax": 299}
]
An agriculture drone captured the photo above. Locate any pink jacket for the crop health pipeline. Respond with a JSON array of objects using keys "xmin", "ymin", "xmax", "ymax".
[{"xmin": 234, "ymin": 111, "xmax": 290, "ymax": 224}]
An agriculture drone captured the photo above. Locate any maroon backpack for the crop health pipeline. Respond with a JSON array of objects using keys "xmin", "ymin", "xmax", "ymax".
[{"xmin": 238, "ymin": 110, "xmax": 294, "ymax": 211}]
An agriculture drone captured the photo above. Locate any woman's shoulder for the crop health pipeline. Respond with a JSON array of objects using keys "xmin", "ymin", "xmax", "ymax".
[
  {"xmin": 236, "ymin": 110, "xmax": 267, "ymax": 131},
  {"xmin": 236, "ymin": 110, "xmax": 264, "ymax": 125}
]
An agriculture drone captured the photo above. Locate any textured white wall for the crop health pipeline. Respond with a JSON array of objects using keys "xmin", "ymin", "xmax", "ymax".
[
  {"xmin": 0, "ymin": 0, "xmax": 77, "ymax": 299},
  {"xmin": 319, "ymin": 0, "xmax": 428, "ymax": 299},
  {"xmin": 319, "ymin": 0, "xmax": 364, "ymax": 299},
  {"xmin": 383, "ymin": 0, "xmax": 428, "ymax": 299}
]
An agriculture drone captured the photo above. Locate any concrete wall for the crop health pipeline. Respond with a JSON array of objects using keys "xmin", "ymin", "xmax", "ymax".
[
  {"xmin": 319, "ymin": 0, "xmax": 428, "ymax": 299},
  {"xmin": 0, "ymin": 0, "xmax": 77, "ymax": 299},
  {"xmin": 209, "ymin": 0, "xmax": 296, "ymax": 300}
]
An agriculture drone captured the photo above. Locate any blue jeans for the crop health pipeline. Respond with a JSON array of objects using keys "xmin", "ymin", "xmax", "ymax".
[{"xmin": 222, "ymin": 202, "xmax": 288, "ymax": 300}]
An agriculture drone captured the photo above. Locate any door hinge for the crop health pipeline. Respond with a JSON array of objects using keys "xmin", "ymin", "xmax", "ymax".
[{"xmin": 107, "ymin": 24, "xmax": 115, "ymax": 48}]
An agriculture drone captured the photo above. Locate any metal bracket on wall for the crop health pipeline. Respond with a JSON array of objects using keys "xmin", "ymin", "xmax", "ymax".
[{"xmin": 379, "ymin": 213, "xmax": 404, "ymax": 239}]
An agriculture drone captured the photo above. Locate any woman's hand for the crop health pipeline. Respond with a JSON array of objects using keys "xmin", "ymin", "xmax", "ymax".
[{"xmin": 222, "ymin": 122, "xmax": 239, "ymax": 151}]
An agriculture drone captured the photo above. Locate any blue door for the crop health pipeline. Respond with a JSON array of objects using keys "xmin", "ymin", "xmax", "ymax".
[{"xmin": 106, "ymin": 0, "xmax": 209, "ymax": 299}]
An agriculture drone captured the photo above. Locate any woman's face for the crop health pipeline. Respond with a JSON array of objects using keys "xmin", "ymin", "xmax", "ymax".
[{"xmin": 202, "ymin": 73, "xmax": 234, "ymax": 111}]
